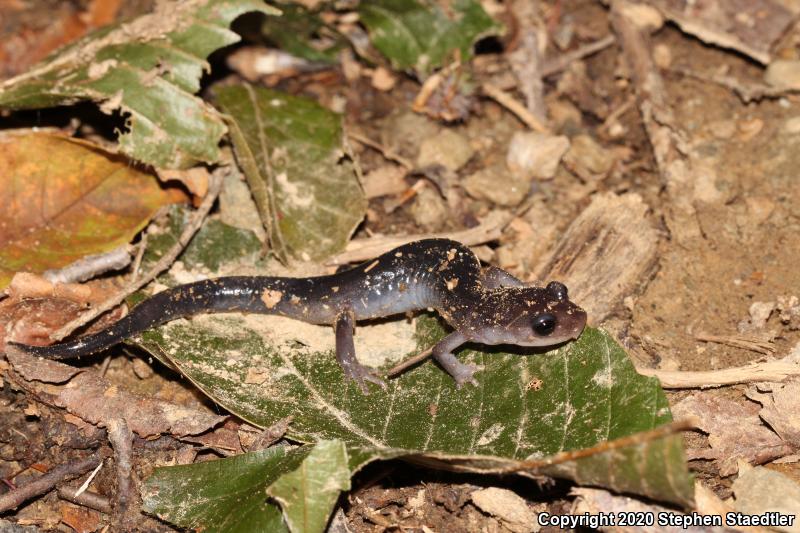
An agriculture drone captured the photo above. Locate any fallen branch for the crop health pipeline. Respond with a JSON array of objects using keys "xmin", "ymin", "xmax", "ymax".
[
  {"xmin": 610, "ymin": 0, "xmax": 701, "ymax": 244},
  {"xmin": 637, "ymin": 359, "xmax": 800, "ymax": 388},
  {"xmin": 50, "ymin": 168, "xmax": 225, "ymax": 341},
  {"xmin": 58, "ymin": 486, "xmax": 113, "ymax": 515},
  {"xmin": 0, "ymin": 453, "xmax": 106, "ymax": 513},
  {"xmin": 108, "ymin": 418, "xmax": 136, "ymax": 528},
  {"xmin": 44, "ymin": 245, "xmax": 133, "ymax": 285}
]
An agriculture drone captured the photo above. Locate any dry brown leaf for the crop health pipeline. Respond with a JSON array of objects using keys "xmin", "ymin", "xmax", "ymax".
[
  {"xmin": 6, "ymin": 346, "xmax": 226, "ymax": 438},
  {"xmin": 672, "ymin": 393, "xmax": 792, "ymax": 476},
  {"xmin": 647, "ymin": 0, "xmax": 792, "ymax": 64},
  {"xmin": 747, "ymin": 381, "xmax": 800, "ymax": 446}
]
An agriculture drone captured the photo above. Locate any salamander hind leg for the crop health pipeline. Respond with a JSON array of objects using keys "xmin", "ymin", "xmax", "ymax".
[
  {"xmin": 334, "ymin": 310, "xmax": 387, "ymax": 394},
  {"xmin": 431, "ymin": 331, "xmax": 481, "ymax": 387}
]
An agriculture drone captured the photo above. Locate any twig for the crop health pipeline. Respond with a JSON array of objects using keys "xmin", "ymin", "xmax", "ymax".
[
  {"xmin": 58, "ymin": 486, "xmax": 113, "ymax": 515},
  {"xmin": 610, "ymin": 1, "xmax": 700, "ymax": 244},
  {"xmin": 541, "ymin": 35, "xmax": 616, "ymax": 77},
  {"xmin": 130, "ymin": 233, "xmax": 148, "ymax": 281},
  {"xmin": 347, "ymin": 131, "xmax": 414, "ymax": 170},
  {"xmin": 108, "ymin": 418, "xmax": 135, "ymax": 527},
  {"xmin": 383, "ymin": 179, "xmax": 427, "ymax": 214},
  {"xmin": 695, "ymin": 332, "xmax": 775, "ymax": 355},
  {"xmin": 50, "ymin": 168, "xmax": 225, "ymax": 341},
  {"xmin": 481, "ymin": 83, "xmax": 550, "ymax": 133},
  {"xmin": 385, "ymin": 346, "xmax": 433, "ymax": 378},
  {"xmin": 0, "ymin": 454, "xmax": 104, "ymax": 512},
  {"xmin": 636, "ymin": 359, "xmax": 800, "ymax": 389},
  {"xmin": 600, "ymin": 94, "xmax": 636, "ymax": 132},
  {"xmin": 508, "ymin": 1, "xmax": 548, "ymax": 122},
  {"xmin": 326, "ymin": 211, "xmax": 507, "ymax": 265},
  {"xmin": 43, "ymin": 245, "xmax": 133, "ymax": 285},
  {"xmin": 73, "ymin": 460, "xmax": 103, "ymax": 498}
]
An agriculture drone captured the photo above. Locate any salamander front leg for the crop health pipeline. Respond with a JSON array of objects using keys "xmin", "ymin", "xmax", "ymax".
[
  {"xmin": 431, "ymin": 331, "xmax": 481, "ymax": 387},
  {"xmin": 482, "ymin": 266, "xmax": 525, "ymax": 289},
  {"xmin": 334, "ymin": 310, "xmax": 388, "ymax": 394}
]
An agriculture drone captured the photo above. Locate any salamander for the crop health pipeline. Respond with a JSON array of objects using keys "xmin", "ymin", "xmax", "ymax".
[{"xmin": 10, "ymin": 239, "xmax": 587, "ymax": 393}]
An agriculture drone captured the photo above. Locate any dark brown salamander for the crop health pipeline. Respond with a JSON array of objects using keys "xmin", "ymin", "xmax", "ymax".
[{"xmin": 10, "ymin": 239, "xmax": 587, "ymax": 393}]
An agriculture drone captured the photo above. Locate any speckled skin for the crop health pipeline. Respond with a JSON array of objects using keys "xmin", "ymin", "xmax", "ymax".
[{"xmin": 12, "ymin": 239, "xmax": 587, "ymax": 392}]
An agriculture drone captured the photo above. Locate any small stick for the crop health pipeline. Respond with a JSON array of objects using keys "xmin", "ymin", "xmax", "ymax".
[
  {"xmin": 107, "ymin": 418, "xmax": 135, "ymax": 526},
  {"xmin": 347, "ymin": 131, "xmax": 414, "ymax": 170},
  {"xmin": 58, "ymin": 486, "xmax": 113, "ymax": 515},
  {"xmin": 481, "ymin": 82, "xmax": 550, "ymax": 133},
  {"xmin": 43, "ymin": 245, "xmax": 133, "ymax": 285},
  {"xmin": 0, "ymin": 454, "xmax": 104, "ymax": 512},
  {"xmin": 541, "ymin": 35, "xmax": 616, "ymax": 77},
  {"xmin": 50, "ymin": 168, "xmax": 225, "ymax": 341},
  {"xmin": 637, "ymin": 359, "xmax": 800, "ymax": 389},
  {"xmin": 129, "ymin": 233, "xmax": 148, "ymax": 281},
  {"xmin": 600, "ymin": 95, "xmax": 636, "ymax": 132},
  {"xmin": 385, "ymin": 346, "xmax": 433, "ymax": 377},
  {"xmin": 383, "ymin": 179, "xmax": 427, "ymax": 214},
  {"xmin": 73, "ymin": 460, "xmax": 103, "ymax": 498},
  {"xmin": 695, "ymin": 332, "xmax": 775, "ymax": 355},
  {"xmin": 507, "ymin": 1, "xmax": 547, "ymax": 122}
]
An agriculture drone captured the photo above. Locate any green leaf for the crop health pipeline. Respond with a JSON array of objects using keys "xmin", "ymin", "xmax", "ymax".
[
  {"xmin": 359, "ymin": 0, "xmax": 500, "ymax": 76},
  {"xmin": 267, "ymin": 440, "xmax": 350, "ymax": 533},
  {"xmin": 142, "ymin": 445, "xmax": 299, "ymax": 532},
  {"xmin": 212, "ymin": 84, "xmax": 366, "ymax": 261},
  {"xmin": 142, "ymin": 441, "xmax": 410, "ymax": 533},
  {"xmin": 261, "ymin": 3, "xmax": 346, "ymax": 63},
  {"xmin": 135, "ymin": 314, "xmax": 691, "ymax": 505},
  {"xmin": 0, "ymin": 0, "xmax": 280, "ymax": 168}
]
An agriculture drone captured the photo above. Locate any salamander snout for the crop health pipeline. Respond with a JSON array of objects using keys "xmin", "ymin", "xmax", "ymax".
[{"xmin": 528, "ymin": 299, "xmax": 587, "ymax": 345}]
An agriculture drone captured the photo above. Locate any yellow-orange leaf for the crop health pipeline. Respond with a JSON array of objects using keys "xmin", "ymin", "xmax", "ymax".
[{"xmin": 0, "ymin": 131, "xmax": 186, "ymax": 289}]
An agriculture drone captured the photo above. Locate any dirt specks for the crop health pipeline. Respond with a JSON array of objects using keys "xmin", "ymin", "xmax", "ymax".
[{"xmin": 261, "ymin": 289, "xmax": 283, "ymax": 309}]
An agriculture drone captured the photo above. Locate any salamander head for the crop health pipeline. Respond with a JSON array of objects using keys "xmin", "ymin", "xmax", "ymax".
[{"xmin": 473, "ymin": 281, "xmax": 587, "ymax": 347}]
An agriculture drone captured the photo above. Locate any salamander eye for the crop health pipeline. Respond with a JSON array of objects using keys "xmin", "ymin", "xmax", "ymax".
[
  {"xmin": 533, "ymin": 314, "xmax": 557, "ymax": 336},
  {"xmin": 546, "ymin": 281, "xmax": 568, "ymax": 301}
]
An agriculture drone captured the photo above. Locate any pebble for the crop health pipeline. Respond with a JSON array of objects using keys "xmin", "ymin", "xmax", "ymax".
[
  {"xmin": 371, "ymin": 66, "xmax": 397, "ymax": 91},
  {"xmin": 471, "ymin": 487, "xmax": 540, "ymax": 533},
  {"xmin": 381, "ymin": 111, "xmax": 438, "ymax": 158},
  {"xmin": 506, "ymin": 131, "xmax": 570, "ymax": 180},
  {"xmin": 409, "ymin": 185, "xmax": 449, "ymax": 230},
  {"xmin": 708, "ymin": 119, "xmax": 736, "ymax": 139},
  {"xmin": 462, "ymin": 163, "xmax": 530, "ymax": 206},
  {"xmin": 783, "ymin": 116, "xmax": 800, "ymax": 134},
  {"xmin": 564, "ymin": 134, "xmax": 616, "ymax": 177},
  {"xmin": 416, "ymin": 129, "xmax": 474, "ymax": 171},
  {"xmin": 765, "ymin": 59, "xmax": 800, "ymax": 88}
]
